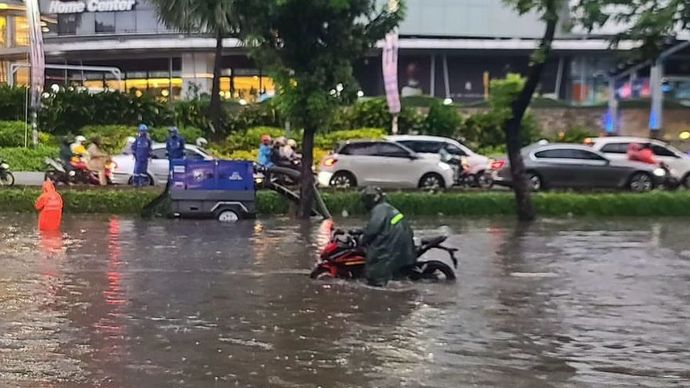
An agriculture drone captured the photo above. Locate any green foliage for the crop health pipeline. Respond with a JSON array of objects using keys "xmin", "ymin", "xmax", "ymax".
[
  {"xmin": 460, "ymin": 74, "xmax": 542, "ymax": 149},
  {"xmin": 551, "ymin": 126, "xmax": 598, "ymax": 143},
  {"xmin": 0, "ymin": 121, "xmax": 29, "ymax": 147},
  {"xmin": 150, "ymin": 127, "xmax": 204, "ymax": 144},
  {"xmin": 0, "ymin": 85, "xmax": 26, "ymax": 121},
  {"xmin": 424, "ymin": 100, "xmax": 462, "ymax": 137},
  {"xmin": 39, "ymin": 89, "xmax": 174, "ymax": 134},
  {"xmin": 0, "ymin": 146, "xmax": 59, "ymax": 171},
  {"xmin": 4, "ymin": 188, "xmax": 690, "ymax": 217},
  {"xmin": 81, "ymin": 125, "xmax": 135, "ymax": 155},
  {"xmin": 314, "ymin": 128, "xmax": 385, "ymax": 150},
  {"xmin": 573, "ymin": 0, "xmax": 687, "ymax": 58},
  {"xmin": 336, "ymin": 98, "xmax": 426, "ymax": 134}
]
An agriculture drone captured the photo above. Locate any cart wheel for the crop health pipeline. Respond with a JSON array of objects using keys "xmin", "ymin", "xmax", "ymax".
[{"xmin": 217, "ymin": 209, "xmax": 240, "ymax": 223}]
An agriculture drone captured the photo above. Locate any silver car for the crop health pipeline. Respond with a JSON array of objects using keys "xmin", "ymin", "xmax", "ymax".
[
  {"xmin": 111, "ymin": 143, "xmax": 213, "ymax": 186},
  {"xmin": 493, "ymin": 143, "xmax": 666, "ymax": 192}
]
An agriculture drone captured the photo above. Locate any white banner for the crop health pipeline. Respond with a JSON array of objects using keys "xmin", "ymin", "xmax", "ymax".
[
  {"xmin": 26, "ymin": 0, "xmax": 45, "ymax": 109},
  {"xmin": 382, "ymin": 31, "xmax": 400, "ymax": 114}
]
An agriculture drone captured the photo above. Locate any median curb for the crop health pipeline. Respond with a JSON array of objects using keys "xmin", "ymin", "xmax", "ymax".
[{"xmin": 2, "ymin": 187, "xmax": 690, "ymax": 217}]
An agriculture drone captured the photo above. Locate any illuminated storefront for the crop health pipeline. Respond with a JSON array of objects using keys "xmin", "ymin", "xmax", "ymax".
[{"xmin": 0, "ymin": 0, "xmax": 687, "ymax": 105}]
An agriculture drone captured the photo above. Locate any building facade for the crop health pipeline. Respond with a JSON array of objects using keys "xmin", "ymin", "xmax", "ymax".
[{"xmin": 0, "ymin": 0, "xmax": 688, "ymax": 106}]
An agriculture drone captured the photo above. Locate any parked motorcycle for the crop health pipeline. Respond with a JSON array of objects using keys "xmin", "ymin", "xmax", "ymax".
[
  {"xmin": 310, "ymin": 229, "xmax": 458, "ymax": 281},
  {"xmin": 0, "ymin": 160, "xmax": 15, "ymax": 186}
]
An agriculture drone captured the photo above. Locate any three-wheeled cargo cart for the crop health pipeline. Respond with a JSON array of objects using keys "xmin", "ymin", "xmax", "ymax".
[{"xmin": 169, "ymin": 160, "xmax": 255, "ymax": 222}]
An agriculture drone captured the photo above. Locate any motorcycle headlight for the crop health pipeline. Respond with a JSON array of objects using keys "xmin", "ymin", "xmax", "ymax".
[
  {"xmin": 653, "ymin": 168, "xmax": 666, "ymax": 177},
  {"xmin": 0, "ymin": 163, "xmax": 8, "ymax": 169}
]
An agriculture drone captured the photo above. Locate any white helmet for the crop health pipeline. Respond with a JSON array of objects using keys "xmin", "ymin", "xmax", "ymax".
[
  {"xmin": 75, "ymin": 135, "xmax": 86, "ymax": 144},
  {"xmin": 196, "ymin": 137, "xmax": 208, "ymax": 148},
  {"xmin": 287, "ymin": 139, "xmax": 297, "ymax": 148}
]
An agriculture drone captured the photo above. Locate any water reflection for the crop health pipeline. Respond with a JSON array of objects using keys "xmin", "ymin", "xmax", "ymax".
[{"xmin": 0, "ymin": 215, "xmax": 688, "ymax": 387}]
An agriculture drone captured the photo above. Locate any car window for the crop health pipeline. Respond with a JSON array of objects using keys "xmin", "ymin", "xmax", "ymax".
[
  {"xmin": 534, "ymin": 149, "xmax": 575, "ymax": 159},
  {"xmin": 445, "ymin": 144, "xmax": 467, "ymax": 156},
  {"xmin": 184, "ymin": 149, "xmax": 206, "ymax": 160},
  {"xmin": 535, "ymin": 149, "xmax": 605, "ymax": 160},
  {"xmin": 600, "ymin": 143, "xmax": 630, "ymax": 154},
  {"xmin": 651, "ymin": 144, "xmax": 678, "ymax": 158},
  {"xmin": 151, "ymin": 148, "xmax": 167, "ymax": 159},
  {"xmin": 376, "ymin": 143, "xmax": 411, "ymax": 158},
  {"xmin": 340, "ymin": 143, "xmax": 377, "ymax": 156},
  {"xmin": 398, "ymin": 141, "xmax": 442, "ymax": 154}
]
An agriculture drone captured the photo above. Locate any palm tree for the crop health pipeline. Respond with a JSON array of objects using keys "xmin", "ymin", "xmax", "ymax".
[{"xmin": 150, "ymin": 0, "xmax": 237, "ymax": 132}]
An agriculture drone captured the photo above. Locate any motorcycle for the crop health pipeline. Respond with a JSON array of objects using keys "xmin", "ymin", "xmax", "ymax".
[
  {"xmin": 659, "ymin": 162, "xmax": 681, "ymax": 191},
  {"xmin": 0, "ymin": 160, "xmax": 15, "ymax": 186},
  {"xmin": 44, "ymin": 158, "xmax": 114, "ymax": 186},
  {"xmin": 310, "ymin": 229, "xmax": 458, "ymax": 282}
]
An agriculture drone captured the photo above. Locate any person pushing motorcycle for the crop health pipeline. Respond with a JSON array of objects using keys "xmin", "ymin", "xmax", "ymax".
[{"xmin": 359, "ymin": 187, "xmax": 417, "ymax": 287}]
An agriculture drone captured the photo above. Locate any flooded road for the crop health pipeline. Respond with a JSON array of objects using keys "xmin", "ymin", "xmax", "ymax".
[{"xmin": 0, "ymin": 214, "xmax": 689, "ymax": 387}]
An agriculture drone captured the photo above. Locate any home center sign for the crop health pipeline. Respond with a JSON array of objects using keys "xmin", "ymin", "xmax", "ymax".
[{"xmin": 47, "ymin": 0, "xmax": 136, "ymax": 14}]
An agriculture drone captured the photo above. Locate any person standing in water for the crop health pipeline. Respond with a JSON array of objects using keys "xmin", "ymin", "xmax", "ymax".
[{"xmin": 35, "ymin": 180, "xmax": 63, "ymax": 231}]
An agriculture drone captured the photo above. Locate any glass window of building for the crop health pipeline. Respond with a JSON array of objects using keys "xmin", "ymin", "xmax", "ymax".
[
  {"xmin": 14, "ymin": 16, "xmax": 29, "ymax": 46},
  {"xmin": 115, "ymin": 11, "xmax": 136, "ymax": 33},
  {"xmin": 57, "ymin": 14, "xmax": 80, "ymax": 35},
  {"xmin": 95, "ymin": 13, "xmax": 115, "ymax": 34},
  {"xmin": 0, "ymin": 16, "xmax": 6, "ymax": 48}
]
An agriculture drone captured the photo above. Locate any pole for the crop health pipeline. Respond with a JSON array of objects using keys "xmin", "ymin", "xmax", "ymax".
[
  {"xmin": 606, "ymin": 77, "xmax": 618, "ymax": 135},
  {"xmin": 25, "ymin": 0, "xmax": 45, "ymax": 147},
  {"xmin": 649, "ymin": 60, "xmax": 664, "ymax": 138}
]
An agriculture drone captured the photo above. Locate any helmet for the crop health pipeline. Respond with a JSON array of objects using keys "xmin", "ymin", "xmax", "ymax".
[
  {"xmin": 196, "ymin": 137, "xmax": 208, "ymax": 148},
  {"xmin": 75, "ymin": 135, "xmax": 86, "ymax": 144},
  {"xmin": 138, "ymin": 124, "xmax": 149, "ymax": 133},
  {"xmin": 287, "ymin": 139, "xmax": 297, "ymax": 148},
  {"xmin": 169, "ymin": 127, "xmax": 179, "ymax": 134},
  {"xmin": 361, "ymin": 186, "xmax": 385, "ymax": 211},
  {"xmin": 260, "ymin": 134, "xmax": 272, "ymax": 144},
  {"xmin": 275, "ymin": 136, "xmax": 287, "ymax": 146}
]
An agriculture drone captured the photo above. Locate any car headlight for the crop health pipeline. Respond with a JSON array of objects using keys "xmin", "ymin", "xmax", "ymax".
[
  {"xmin": 653, "ymin": 168, "xmax": 666, "ymax": 177},
  {"xmin": 0, "ymin": 163, "xmax": 9, "ymax": 169}
]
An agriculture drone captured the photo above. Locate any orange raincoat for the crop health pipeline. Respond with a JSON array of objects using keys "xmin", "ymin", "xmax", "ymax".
[{"xmin": 35, "ymin": 181, "xmax": 63, "ymax": 231}]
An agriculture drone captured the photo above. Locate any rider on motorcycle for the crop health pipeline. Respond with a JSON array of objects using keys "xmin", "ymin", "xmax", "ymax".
[
  {"xmin": 359, "ymin": 187, "xmax": 417, "ymax": 287},
  {"xmin": 70, "ymin": 135, "xmax": 88, "ymax": 165}
]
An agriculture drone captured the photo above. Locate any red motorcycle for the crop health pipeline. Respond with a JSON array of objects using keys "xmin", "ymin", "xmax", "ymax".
[{"xmin": 310, "ymin": 229, "xmax": 458, "ymax": 282}]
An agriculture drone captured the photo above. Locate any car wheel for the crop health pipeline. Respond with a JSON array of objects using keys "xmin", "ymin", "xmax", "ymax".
[
  {"xmin": 217, "ymin": 209, "xmax": 240, "ymax": 223},
  {"xmin": 527, "ymin": 172, "xmax": 543, "ymax": 191},
  {"xmin": 330, "ymin": 172, "xmax": 356, "ymax": 188},
  {"xmin": 629, "ymin": 172, "xmax": 654, "ymax": 192},
  {"xmin": 419, "ymin": 173, "xmax": 445, "ymax": 190}
]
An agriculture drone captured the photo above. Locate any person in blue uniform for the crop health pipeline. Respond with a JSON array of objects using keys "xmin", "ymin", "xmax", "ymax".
[
  {"xmin": 165, "ymin": 127, "xmax": 186, "ymax": 171},
  {"xmin": 131, "ymin": 124, "xmax": 152, "ymax": 187}
]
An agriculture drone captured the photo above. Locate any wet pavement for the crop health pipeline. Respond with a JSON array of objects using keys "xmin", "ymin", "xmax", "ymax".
[{"xmin": 0, "ymin": 214, "xmax": 689, "ymax": 387}]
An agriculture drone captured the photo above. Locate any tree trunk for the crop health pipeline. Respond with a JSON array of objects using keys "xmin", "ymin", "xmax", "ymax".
[
  {"xmin": 210, "ymin": 31, "xmax": 224, "ymax": 133},
  {"xmin": 299, "ymin": 125, "xmax": 316, "ymax": 219},
  {"xmin": 504, "ymin": 14, "xmax": 558, "ymax": 222}
]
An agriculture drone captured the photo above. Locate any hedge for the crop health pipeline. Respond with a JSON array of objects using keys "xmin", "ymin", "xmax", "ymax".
[
  {"xmin": 3, "ymin": 188, "xmax": 690, "ymax": 217},
  {"xmin": 0, "ymin": 146, "xmax": 59, "ymax": 171}
]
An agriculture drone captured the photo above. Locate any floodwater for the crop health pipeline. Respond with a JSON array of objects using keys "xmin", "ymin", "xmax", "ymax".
[{"xmin": 0, "ymin": 215, "xmax": 689, "ymax": 388}]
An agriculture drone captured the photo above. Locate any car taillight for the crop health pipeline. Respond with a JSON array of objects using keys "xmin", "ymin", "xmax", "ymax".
[
  {"xmin": 322, "ymin": 157, "xmax": 337, "ymax": 167},
  {"xmin": 490, "ymin": 160, "xmax": 506, "ymax": 170}
]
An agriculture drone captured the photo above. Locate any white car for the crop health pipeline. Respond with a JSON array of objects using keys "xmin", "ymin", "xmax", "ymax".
[
  {"xmin": 111, "ymin": 143, "xmax": 213, "ymax": 186},
  {"xmin": 317, "ymin": 140, "xmax": 455, "ymax": 189},
  {"xmin": 387, "ymin": 135, "xmax": 491, "ymax": 175},
  {"xmin": 589, "ymin": 137, "xmax": 690, "ymax": 188}
]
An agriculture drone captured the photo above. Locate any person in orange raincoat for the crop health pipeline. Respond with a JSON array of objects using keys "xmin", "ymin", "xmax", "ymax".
[{"xmin": 35, "ymin": 180, "xmax": 63, "ymax": 231}]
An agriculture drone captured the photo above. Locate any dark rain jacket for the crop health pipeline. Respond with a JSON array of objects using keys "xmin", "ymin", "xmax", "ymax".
[
  {"xmin": 361, "ymin": 202, "xmax": 417, "ymax": 286},
  {"xmin": 166, "ymin": 135, "xmax": 185, "ymax": 160},
  {"xmin": 131, "ymin": 134, "xmax": 152, "ymax": 161}
]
